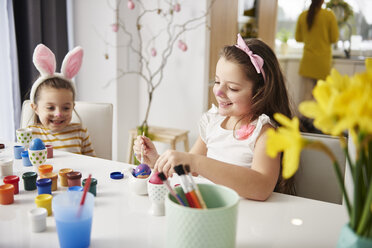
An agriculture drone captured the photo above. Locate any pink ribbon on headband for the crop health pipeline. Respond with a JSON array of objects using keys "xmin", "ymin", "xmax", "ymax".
[{"xmin": 235, "ymin": 34, "xmax": 266, "ymax": 82}]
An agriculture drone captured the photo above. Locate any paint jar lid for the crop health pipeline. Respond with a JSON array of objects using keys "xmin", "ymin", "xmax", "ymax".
[
  {"xmin": 28, "ymin": 207, "xmax": 47, "ymax": 220},
  {"xmin": 3, "ymin": 175, "xmax": 20, "ymax": 184},
  {"xmin": 59, "ymin": 168, "xmax": 73, "ymax": 176},
  {"xmin": 66, "ymin": 171, "xmax": 82, "ymax": 180},
  {"xmin": 40, "ymin": 172, "xmax": 58, "ymax": 180},
  {"xmin": 110, "ymin": 172, "xmax": 124, "ymax": 180},
  {"xmin": 83, "ymin": 178, "xmax": 97, "ymax": 186},
  {"xmin": 68, "ymin": 186, "xmax": 84, "ymax": 192},
  {"xmin": 38, "ymin": 164, "xmax": 53, "ymax": 173},
  {"xmin": 0, "ymin": 184, "xmax": 14, "ymax": 193},
  {"xmin": 36, "ymin": 178, "xmax": 52, "ymax": 187},
  {"xmin": 21, "ymin": 151, "xmax": 29, "ymax": 157},
  {"xmin": 0, "ymin": 157, "xmax": 13, "ymax": 166},
  {"xmin": 22, "ymin": 171, "xmax": 38, "ymax": 179}
]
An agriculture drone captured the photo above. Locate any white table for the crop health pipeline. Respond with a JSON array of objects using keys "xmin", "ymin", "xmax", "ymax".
[{"xmin": 0, "ymin": 141, "xmax": 348, "ymax": 247}]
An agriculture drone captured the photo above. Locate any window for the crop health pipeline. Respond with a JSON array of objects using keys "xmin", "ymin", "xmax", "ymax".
[{"xmin": 276, "ymin": 0, "xmax": 372, "ymax": 57}]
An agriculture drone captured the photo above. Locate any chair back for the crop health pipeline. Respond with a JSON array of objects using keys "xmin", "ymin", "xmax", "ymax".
[
  {"xmin": 20, "ymin": 100, "xmax": 113, "ymax": 160},
  {"xmin": 295, "ymin": 132, "xmax": 346, "ymax": 204}
]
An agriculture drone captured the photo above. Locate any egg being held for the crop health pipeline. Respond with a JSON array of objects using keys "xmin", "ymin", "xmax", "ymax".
[
  {"xmin": 29, "ymin": 138, "xmax": 46, "ymax": 150},
  {"xmin": 133, "ymin": 163, "xmax": 151, "ymax": 178}
]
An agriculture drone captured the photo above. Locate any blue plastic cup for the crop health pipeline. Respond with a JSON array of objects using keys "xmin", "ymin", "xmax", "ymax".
[
  {"xmin": 53, "ymin": 191, "xmax": 94, "ymax": 248},
  {"xmin": 21, "ymin": 151, "xmax": 32, "ymax": 166},
  {"xmin": 68, "ymin": 186, "xmax": 84, "ymax": 192},
  {"xmin": 14, "ymin": 145, "xmax": 25, "ymax": 159},
  {"xmin": 36, "ymin": 178, "xmax": 52, "ymax": 195}
]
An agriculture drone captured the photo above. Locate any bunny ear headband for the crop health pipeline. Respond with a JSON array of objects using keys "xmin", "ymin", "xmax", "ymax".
[
  {"xmin": 30, "ymin": 44, "xmax": 84, "ymax": 103},
  {"xmin": 235, "ymin": 33, "xmax": 266, "ymax": 82}
]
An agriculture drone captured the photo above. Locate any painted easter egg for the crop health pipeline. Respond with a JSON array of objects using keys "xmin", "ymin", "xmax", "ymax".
[
  {"xmin": 134, "ymin": 163, "xmax": 151, "ymax": 178},
  {"xmin": 29, "ymin": 138, "xmax": 45, "ymax": 150}
]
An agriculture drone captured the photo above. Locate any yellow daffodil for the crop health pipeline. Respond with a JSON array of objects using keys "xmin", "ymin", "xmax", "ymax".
[
  {"xmin": 267, "ymin": 59, "xmax": 372, "ymax": 238},
  {"xmin": 299, "ymin": 69, "xmax": 351, "ymax": 136},
  {"xmin": 266, "ymin": 114, "xmax": 307, "ymax": 179}
]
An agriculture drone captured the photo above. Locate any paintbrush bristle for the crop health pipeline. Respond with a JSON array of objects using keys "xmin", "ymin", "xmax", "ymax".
[
  {"xmin": 157, "ymin": 172, "xmax": 167, "ymax": 181},
  {"xmin": 184, "ymin": 164, "xmax": 191, "ymax": 173},
  {"xmin": 174, "ymin": 164, "xmax": 185, "ymax": 175}
]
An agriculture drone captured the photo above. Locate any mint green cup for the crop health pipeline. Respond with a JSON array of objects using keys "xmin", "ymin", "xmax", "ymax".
[{"xmin": 165, "ymin": 184, "xmax": 240, "ymax": 248}]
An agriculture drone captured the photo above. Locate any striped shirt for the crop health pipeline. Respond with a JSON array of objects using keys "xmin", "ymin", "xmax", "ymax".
[{"xmin": 27, "ymin": 123, "xmax": 96, "ymax": 157}]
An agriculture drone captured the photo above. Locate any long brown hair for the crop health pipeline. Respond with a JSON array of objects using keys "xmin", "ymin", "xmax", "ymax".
[
  {"xmin": 307, "ymin": 0, "xmax": 324, "ymax": 30},
  {"xmin": 219, "ymin": 38, "xmax": 296, "ymax": 195}
]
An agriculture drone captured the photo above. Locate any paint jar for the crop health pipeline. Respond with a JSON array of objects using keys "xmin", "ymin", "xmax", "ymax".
[
  {"xmin": 66, "ymin": 171, "xmax": 82, "ymax": 187},
  {"xmin": 3, "ymin": 175, "xmax": 20, "ymax": 194},
  {"xmin": 21, "ymin": 151, "xmax": 32, "ymax": 167},
  {"xmin": 28, "ymin": 208, "xmax": 48, "ymax": 232},
  {"xmin": 22, "ymin": 171, "xmax": 38, "ymax": 191},
  {"xmin": 82, "ymin": 178, "xmax": 98, "ymax": 196},
  {"xmin": 38, "ymin": 164, "xmax": 53, "ymax": 176},
  {"xmin": 68, "ymin": 186, "xmax": 84, "ymax": 192},
  {"xmin": 36, "ymin": 178, "xmax": 52, "ymax": 195},
  {"xmin": 59, "ymin": 168, "xmax": 73, "ymax": 187},
  {"xmin": 0, "ymin": 184, "xmax": 15, "ymax": 205},
  {"xmin": 40, "ymin": 172, "xmax": 58, "ymax": 191},
  {"xmin": 46, "ymin": 145, "xmax": 53, "ymax": 159},
  {"xmin": 0, "ymin": 157, "xmax": 13, "ymax": 178},
  {"xmin": 13, "ymin": 145, "xmax": 24, "ymax": 159},
  {"xmin": 35, "ymin": 194, "xmax": 53, "ymax": 216}
]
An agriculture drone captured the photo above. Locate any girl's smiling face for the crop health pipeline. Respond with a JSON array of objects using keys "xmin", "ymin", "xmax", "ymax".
[
  {"xmin": 213, "ymin": 57, "xmax": 254, "ymax": 122},
  {"xmin": 32, "ymin": 87, "xmax": 74, "ymax": 132}
]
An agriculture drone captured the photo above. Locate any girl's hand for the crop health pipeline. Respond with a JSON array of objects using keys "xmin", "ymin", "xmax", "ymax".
[
  {"xmin": 133, "ymin": 135, "xmax": 159, "ymax": 168},
  {"xmin": 154, "ymin": 150, "xmax": 194, "ymax": 178}
]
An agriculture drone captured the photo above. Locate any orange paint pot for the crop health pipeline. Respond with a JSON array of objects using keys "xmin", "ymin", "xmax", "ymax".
[
  {"xmin": 40, "ymin": 172, "xmax": 58, "ymax": 191},
  {"xmin": 0, "ymin": 184, "xmax": 15, "ymax": 205},
  {"xmin": 59, "ymin": 168, "xmax": 73, "ymax": 187},
  {"xmin": 38, "ymin": 164, "xmax": 53, "ymax": 176}
]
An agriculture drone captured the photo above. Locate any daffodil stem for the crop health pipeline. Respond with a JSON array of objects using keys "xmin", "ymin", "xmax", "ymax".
[
  {"xmin": 333, "ymin": 160, "xmax": 352, "ymax": 216},
  {"xmin": 356, "ymin": 180, "xmax": 372, "ymax": 236}
]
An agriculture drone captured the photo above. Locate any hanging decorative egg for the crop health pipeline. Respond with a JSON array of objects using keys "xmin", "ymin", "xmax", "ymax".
[
  {"xmin": 178, "ymin": 40, "xmax": 184, "ymax": 49},
  {"xmin": 151, "ymin": 48, "xmax": 157, "ymax": 57},
  {"xmin": 128, "ymin": 0, "xmax": 135, "ymax": 10},
  {"xmin": 111, "ymin": 23, "xmax": 119, "ymax": 32},
  {"xmin": 174, "ymin": 3, "xmax": 181, "ymax": 12},
  {"xmin": 178, "ymin": 40, "xmax": 188, "ymax": 52},
  {"xmin": 180, "ymin": 42, "xmax": 188, "ymax": 52}
]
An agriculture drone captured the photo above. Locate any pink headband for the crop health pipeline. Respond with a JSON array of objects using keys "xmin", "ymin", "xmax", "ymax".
[{"xmin": 235, "ymin": 34, "xmax": 266, "ymax": 82}]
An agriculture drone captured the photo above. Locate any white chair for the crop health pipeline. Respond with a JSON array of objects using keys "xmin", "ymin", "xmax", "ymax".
[
  {"xmin": 20, "ymin": 100, "xmax": 113, "ymax": 160},
  {"xmin": 294, "ymin": 132, "xmax": 346, "ymax": 204}
]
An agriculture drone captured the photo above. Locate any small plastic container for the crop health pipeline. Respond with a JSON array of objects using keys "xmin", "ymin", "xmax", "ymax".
[
  {"xmin": 22, "ymin": 171, "xmax": 38, "ymax": 191},
  {"xmin": 13, "ymin": 145, "xmax": 24, "ymax": 159},
  {"xmin": 35, "ymin": 194, "xmax": 53, "ymax": 216},
  {"xmin": 0, "ymin": 184, "xmax": 15, "ymax": 205},
  {"xmin": 66, "ymin": 171, "xmax": 82, "ymax": 187},
  {"xmin": 45, "ymin": 145, "xmax": 53, "ymax": 159},
  {"xmin": 59, "ymin": 168, "xmax": 73, "ymax": 187},
  {"xmin": 3, "ymin": 175, "xmax": 20, "ymax": 194},
  {"xmin": 0, "ymin": 157, "xmax": 13, "ymax": 178},
  {"xmin": 82, "ymin": 178, "xmax": 98, "ymax": 196},
  {"xmin": 36, "ymin": 178, "xmax": 52, "ymax": 195},
  {"xmin": 21, "ymin": 151, "xmax": 32, "ymax": 167},
  {"xmin": 68, "ymin": 186, "xmax": 84, "ymax": 192},
  {"xmin": 28, "ymin": 208, "xmax": 48, "ymax": 232},
  {"xmin": 38, "ymin": 164, "xmax": 53, "ymax": 176},
  {"xmin": 40, "ymin": 172, "xmax": 58, "ymax": 191}
]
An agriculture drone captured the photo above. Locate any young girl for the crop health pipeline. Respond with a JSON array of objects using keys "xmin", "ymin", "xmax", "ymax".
[
  {"xmin": 133, "ymin": 34, "xmax": 294, "ymax": 200},
  {"xmin": 27, "ymin": 44, "xmax": 96, "ymax": 156}
]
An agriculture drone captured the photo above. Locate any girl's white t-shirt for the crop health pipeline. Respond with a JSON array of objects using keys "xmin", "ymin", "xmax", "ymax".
[{"xmin": 199, "ymin": 105, "xmax": 274, "ymax": 167}]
